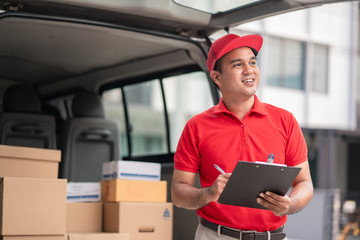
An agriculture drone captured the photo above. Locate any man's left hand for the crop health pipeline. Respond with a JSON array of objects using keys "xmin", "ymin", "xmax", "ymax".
[{"xmin": 257, "ymin": 191, "xmax": 291, "ymax": 216}]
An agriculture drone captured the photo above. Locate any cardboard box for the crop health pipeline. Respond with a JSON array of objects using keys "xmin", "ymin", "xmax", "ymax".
[
  {"xmin": 102, "ymin": 160, "xmax": 161, "ymax": 181},
  {"xmin": 67, "ymin": 182, "xmax": 101, "ymax": 202},
  {"xmin": 101, "ymin": 179, "xmax": 167, "ymax": 202},
  {"xmin": 0, "ymin": 145, "xmax": 61, "ymax": 178},
  {"xmin": 1, "ymin": 236, "xmax": 67, "ymax": 240},
  {"xmin": 66, "ymin": 202, "xmax": 103, "ymax": 233},
  {"xmin": 0, "ymin": 177, "xmax": 67, "ymax": 235},
  {"xmin": 104, "ymin": 202, "xmax": 173, "ymax": 240},
  {"xmin": 67, "ymin": 233, "xmax": 130, "ymax": 240}
]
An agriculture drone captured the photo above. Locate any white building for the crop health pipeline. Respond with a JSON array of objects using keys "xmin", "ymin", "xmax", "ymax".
[{"xmin": 228, "ymin": 1, "xmax": 359, "ymax": 130}]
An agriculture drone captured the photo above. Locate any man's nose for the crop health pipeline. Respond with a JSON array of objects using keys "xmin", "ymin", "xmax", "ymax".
[{"xmin": 243, "ymin": 64, "xmax": 253, "ymax": 74}]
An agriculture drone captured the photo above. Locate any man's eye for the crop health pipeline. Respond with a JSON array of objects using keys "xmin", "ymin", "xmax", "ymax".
[
  {"xmin": 234, "ymin": 63, "xmax": 242, "ymax": 67},
  {"xmin": 250, "ymin": 61, "xmax": 257, "ymax": 66}
]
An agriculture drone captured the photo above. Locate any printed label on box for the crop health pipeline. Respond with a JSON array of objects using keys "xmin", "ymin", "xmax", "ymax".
[{"xmin": 67, "ymin": 182, "xmax": 101, "ymax": 202}]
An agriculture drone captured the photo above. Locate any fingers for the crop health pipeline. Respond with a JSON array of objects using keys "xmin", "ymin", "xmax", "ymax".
[
  {"xmin": 223, "ymin": 172, "xmax": 231, "ymax": 179},
  {"xmin": 213, "ymin": 174, "xmax": 229, "ymax": 191},
  {"xmin": 257, "ymin": 191, "xmax": 291, "ymax": 216},
  {"xmin": 215, "ymin": 173, "xmax": 231, "ymax": 189},
  {"xmin": 207, "ymin": 173, "xmax": 231, "ymax": 202}
]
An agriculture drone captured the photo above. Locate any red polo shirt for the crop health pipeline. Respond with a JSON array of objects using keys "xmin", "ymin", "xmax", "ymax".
[{"xmin": 174, "ymin": 96, "xmax": 308, "ymax": 231}]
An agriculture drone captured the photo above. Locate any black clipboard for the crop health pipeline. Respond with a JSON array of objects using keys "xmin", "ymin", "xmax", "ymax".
[{"xmin": 218, "ymin": 161, "xmax": 301, "ymax": 209}]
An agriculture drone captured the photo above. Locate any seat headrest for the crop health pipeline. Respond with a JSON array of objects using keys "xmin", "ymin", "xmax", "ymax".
[
  {"xmin": 72, "ymin": 91, "xmax": 105, "ymax": 118},
  {"xmin": 3, "ymin": 85, "xmax": 41, "ymax": 113}
]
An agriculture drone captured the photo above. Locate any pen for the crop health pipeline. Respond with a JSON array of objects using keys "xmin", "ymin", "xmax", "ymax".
[{"xmin": 214, "ymin": 164, "xmax": 225, "ymax": 174}]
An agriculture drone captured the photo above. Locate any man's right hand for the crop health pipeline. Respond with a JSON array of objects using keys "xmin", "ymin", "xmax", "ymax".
[
  {"xmin": 171, "ymin": 169, "xmax": 231, "ymax": 210},
  {"xmin": 206, "ymin": 173, "xmax": 231, "ymax": 202}
]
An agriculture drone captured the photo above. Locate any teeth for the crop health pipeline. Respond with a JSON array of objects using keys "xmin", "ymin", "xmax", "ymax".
[{"xmin": 244, "ymin": 79, "xmax": 253, "ymax": 82}]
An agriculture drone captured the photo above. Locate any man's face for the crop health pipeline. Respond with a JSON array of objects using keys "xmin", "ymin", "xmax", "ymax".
[{"xmin": 211, "ymin": 47, "xmax": 260, "ymax": 99}]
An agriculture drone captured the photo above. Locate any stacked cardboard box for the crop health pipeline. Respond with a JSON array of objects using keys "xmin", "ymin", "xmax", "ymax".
[
  {"xmin": 67, "ymin": 182, "xmax": 101, "ymax": 203},
  {"xmin": 0, "ymin": 145, "xmax": 133, "ymax": 240},
  {"xmin": 102, "ymin": 160, "xmax": 161, "ymax": 181},
  {"xmin": 66, "ymin": 182, "xmax": 103, "ymax": 233},
  {"xmin": 101, "ymin": 178, "xmax": 167, "ymax": 202},
  {"xmin": 1, "ymin": 234, "xmax": 130, "ymax": 240},
  {"xmin": 1, "ymin": 236, "xmax": 67, "ymax": 240},
  {"xmin": 65, "ymin": 171, "xmax": 132, "ymax": 239},
  {"xmin": 66, "ymin": 201, "xmax": 132, "ymax": 240},
  {"xmin": 0, "ymin": 144, "xmax": 61, "ymax": 178},
  {"xmin": 0, "ymin": 146, "xmax": 174, "ymax": 240},
  {"xmin": 101, "ymin": 161, "xmax": 173, "ymax": 240},
  {"xmin": 66, "ymin": 202, "xmax": 103, "ymax": 233},
  {"xmin": 0, "ymin": 144, "xmax": 66, "ymax": 240},
  {"xmin": 66, "ymin": 189, "xmax": 132, "ymax": 239},
  {"xmin": 67, "ymin": 233, "xmax": 129, "ymax": 240}
]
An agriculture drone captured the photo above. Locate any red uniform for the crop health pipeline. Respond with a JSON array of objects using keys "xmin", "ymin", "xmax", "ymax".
[{"xmin": 174, "ymin": 96, "xmax": 308, "ymax": 231}]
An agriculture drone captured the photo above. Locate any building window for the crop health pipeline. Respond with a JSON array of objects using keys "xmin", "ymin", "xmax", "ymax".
[
  {"xmin": 267, "ymin": 37, "xmax": 306, "ymax": 90},
  {"xmin": 311, "ymin": 44, "xmax": 329, "ymax": 93}
]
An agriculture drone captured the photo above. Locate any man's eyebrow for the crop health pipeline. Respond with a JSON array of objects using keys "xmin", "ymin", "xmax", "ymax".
[{"xmin": 230, "ymin": 56, "xmax": 257, "ymax": 64}]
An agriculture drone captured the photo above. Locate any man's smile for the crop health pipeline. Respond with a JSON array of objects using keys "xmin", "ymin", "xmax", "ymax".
[{"xmin": 242, "ymin": 78, "xmax": 254, "ymax": 83}]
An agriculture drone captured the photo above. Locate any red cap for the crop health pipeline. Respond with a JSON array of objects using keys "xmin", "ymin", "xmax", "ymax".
[{"xmin": 207, "ymin": 34, "xmax": 263, "ymax": 72}]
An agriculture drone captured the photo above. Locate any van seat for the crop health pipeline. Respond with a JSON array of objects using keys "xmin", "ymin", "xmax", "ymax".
[
  {"xmin": 0, "ymin": 84, "xmax": 56, "ymax": 149},
  {"xmin": 59, "ymin": 91, "xmax": 120, "ymax": 182}
]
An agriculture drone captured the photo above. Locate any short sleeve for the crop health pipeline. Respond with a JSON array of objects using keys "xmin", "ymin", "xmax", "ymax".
[{"xmin": 173, "ymin": 121, "xmax": 200, "ymax": 173}]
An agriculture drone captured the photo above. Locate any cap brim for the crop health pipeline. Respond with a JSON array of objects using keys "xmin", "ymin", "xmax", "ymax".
[{"xmin": 215, "ymin": 35, "xmax": 263, "ymax": 69}]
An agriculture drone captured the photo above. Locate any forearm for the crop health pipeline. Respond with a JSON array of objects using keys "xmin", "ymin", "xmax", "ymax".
[
  {"xmin": 257, "ymin": 161, "xmax": 314, "ymax": 216},
  {"xmin": 288, "ymin": 180, "xmax": 313, "ymax": 214},
  {"xmin": 171, "ymin": 182, "xmax": 212, "ymax": 210}
]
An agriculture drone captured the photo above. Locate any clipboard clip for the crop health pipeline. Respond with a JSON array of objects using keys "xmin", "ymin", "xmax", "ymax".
[{"xmin": 267, "ymin": 154, "xmax": 274, "ymax": 164}]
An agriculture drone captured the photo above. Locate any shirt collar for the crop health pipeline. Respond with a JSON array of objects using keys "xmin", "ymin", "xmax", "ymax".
[{"xmin": 212, "ymin": 95, "xmax": 267, "ymax": 116}]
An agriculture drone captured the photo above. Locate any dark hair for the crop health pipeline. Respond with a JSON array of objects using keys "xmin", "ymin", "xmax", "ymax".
[{"xmin": 213, "ymin": 59, "xmax": 223, "ymax": 73}]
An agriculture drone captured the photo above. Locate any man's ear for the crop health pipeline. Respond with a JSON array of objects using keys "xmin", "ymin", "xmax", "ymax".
[{"xmin": 210, "ymin": 70, "xmax": 221, "ymax": 86}]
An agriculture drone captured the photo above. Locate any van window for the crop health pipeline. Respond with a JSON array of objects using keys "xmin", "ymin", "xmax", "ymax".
[
  {"xmin": 124, "ymin": 80, "xmax": 166, "ymax": 156},
  {"xmin": 102, "ymin": 89, "xmax": 128, "ymax": 157},
  {"xmin": 102, "ymin": 70, "xmax": 213, "ymax": 159},
  {"xmin": 163, "ymin": 71, "xmax": 213, "ymax": 152}
]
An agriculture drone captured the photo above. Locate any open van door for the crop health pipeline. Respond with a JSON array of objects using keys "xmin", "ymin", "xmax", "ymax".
[
  {"xmin": 1, "ymin": 0, "xmax": 357, "ymax": 93},
  {"xmin": 1, "ymin": 0, "xmax": 357, "ymax": 39}
]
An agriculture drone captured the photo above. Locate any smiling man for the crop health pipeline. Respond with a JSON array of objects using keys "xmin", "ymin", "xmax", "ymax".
[{"xmin": 171, "ymin": 34, "xmax": 313, "ymax": 240}]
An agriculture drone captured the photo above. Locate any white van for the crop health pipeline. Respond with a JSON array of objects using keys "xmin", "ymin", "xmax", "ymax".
[{"xmin": 0, "ymin": 1, "xmax": 357, "ymax": 239}]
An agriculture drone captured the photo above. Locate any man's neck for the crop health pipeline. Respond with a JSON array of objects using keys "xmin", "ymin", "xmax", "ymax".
[{"xmin": 223, "ymin": 95, "xmax": 255, "ymax": 120}]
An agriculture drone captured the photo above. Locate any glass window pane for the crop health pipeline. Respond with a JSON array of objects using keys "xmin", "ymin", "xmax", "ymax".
[
  {"xmin": 124, "ymin": 80, "xmax": 166, "ymax": 156},
  {"xmin": 266, "ymin": 37, "xmax": 306, "ymax": 90},
  {"xmin": 284, "ymin": 40, "xmax": 305, "ymax": 90},
  {"xmin": 312, "ymin": 44, "xmax": 328, "ymax": 93},
  {"xmin": 163, "ymin": 71, "xmax": 213, "ymax": 152},
  {"xmin": 102, "ymin": 89, "xmax": 128, "ymax": 157},
  {"xmin": 267, "ymin": 37, "xmax": 282, "ymax": 87}
]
